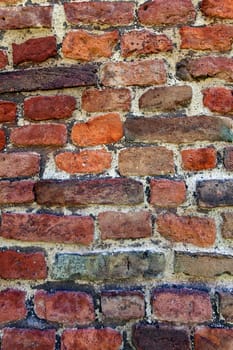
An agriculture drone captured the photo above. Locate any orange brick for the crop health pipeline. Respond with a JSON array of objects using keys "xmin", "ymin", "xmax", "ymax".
[
  {"xmin": 150, "ymin": 179, "xmax": 186, "ymax": 207},
  {"xmin": 181, "ymin": 147, "xmax": 217, "ymax": 171},
  {"xmin": 203, "ymin": 87, "xmax": 233, "ymax": 113}
]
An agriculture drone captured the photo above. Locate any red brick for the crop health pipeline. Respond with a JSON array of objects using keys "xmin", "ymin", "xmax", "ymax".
[
  {"xmin": 71, "ymin": 113, "xmax": 123, "ymax": 146},
  {"xmin": 152, "ymin": 288, "xmax": 212, "ymax": 323},
  {"xmin": 181, "ymin": 147, "xmax": 217, "ymax": 171},
  {"xmin": 0, "ymin": 180, "xmax": 34, "ymax": 204},
  {"xmin": 138, "ymin": 0, "xmax": 196, "ymax": 25},
  {"xmin": 0, "ymin": 250, "xmax": 47, "ymax": 280},
  {"xmin": 0, "ymin": 101, "xmax": 16, "ymax": 122},
  {"xmin": 82, "ymin": 88, "xmax": 131, "ymax": 112},
  {"xmin": 55, "ymin": 150, "xmax": 112, "ymax": 174},
  {"xmin": 180, "ymin": 25, "xmax": 233, "ymax": 52},
  {"xmin": 0, "ymin": 152, "xmax": 40, "ymax": 177},
  {"xmin": 62, "ymin": 30, "xmax": 118, "ymax": 61},
  {"xmin": 101, "ymin": 60, "xmax": 166, "ymax": 86},
  {"xmin": 24, "ymin": 95, "xmax": 76, "ymax": 121},
  {"xmin": 101, "ymin": 291, "xmax": 145, "ymax": 321},
  {"xmin": 0, "ymin": 50, "xmax": 8, "ymax": 69},
  {"xmin": 150, "ymin": 179, "xmax": 186, "ymax": 207},
  {"xmin": 119, "ymin": 147, "xmax": 174, "ymax": 176},
  {"xmin": 0, "ymin": 6, "xmax": 52, "ymax": 29},
  {"xmin": 0, "ymin": 213, "xmax": 94, "ymax": 245},
  {"xmin": 98, "ymin": 211, "xmax": 152, "ymax": 240},
  {"xmin": 195, "ymin": 327, "xmax": 233, "ymax": 350},
  {"xmin": 157, "ymin": 213, "xmax": 216, "ymax": 247},
  {"xmin": 201, "ymin": 0, "xmax": 233, "ymax": 19},
  {"xmin": 64, "ymin": 1, "xmax": 134, "ymax": 26},
  {"xmin": 61, "ymin": 328, "xmax": 122, "ymax": 350},
  {"xmin": 35, "ymin": 179, "xmax": 144, "ymax": 206},
  {"xmin": 121, "ymin": 30, "xmax": 172, "ymax": 57},
  {"xmin": 177, "ymin": 56, "xmax": 233, "ymax": 82},
  {"xmin": 12, "ymin": 36, "xmax": 57, "ymax": 65},
  {"xmin": 224, "ymin": 147, "xmax": 233, "ymax": 170},
  {"xmin": 0, "ymin": 289, "xmax": 27, "ymax": 324},
  {"xmin": 0, "ymin": 129, "xmax": 5, "ymax": 150},
  {"xmin": 139, "ymin": 86, "xmax": 192, "ymax": 111},
  {"xmin": 2, "ymin": 329, "xmax": 55, "ymax": 350},
  {"xmin": 10, "ymin": 124, "xmax": 67, "ymax": 146},
  {"xmin": 203, "ymin": 87, "xmax": 233, "ymax": 114},
  {"xmin": 35, "ymin": 290, "xmax": 95, "ymax": 325}
]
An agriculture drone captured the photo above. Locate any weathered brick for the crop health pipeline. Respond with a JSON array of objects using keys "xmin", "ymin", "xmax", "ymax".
[
  {"xmin": 0, "ymin": 249, "xmax": 47, "ymax": 280},
  {"xmin": 101, "ymin": 60, "xmax": 166, "ymax": 86},
  {"xmin": 2, "ymin": 329, "xmax": 55, "ymax": 350},
  {"xmin": 35, "ymin": 179, "xmax": 144, "ymax": 206},
  {"xmin": 224, "ymin": 147, "xmax": 233, "ymax": 170},
  {"xmin": 35, "ymin": 290, "xmax": 95, "ymax": 325},
  {"xmin": 0, "ymin": 129, "xmax": 5, "ymax": 150},
  {"xmin": 150, "ymin": 179, "xmax": 186, "ymax": 207},
  {"xmin": 124, "ymin": 116, "xmax": 233, "ymax": 143},
  {"xmin": 201, "ymin": 0, "xmax": 233, "ymax": 19},
  {"xmin": 12, "ymin": 36, "xmax": 57, "ymax": 65},
  {"xmin": 71, "ymin": 113, "xmax": 123, "ymax": 146},
  {"xmin": 61, "ymin": 328, "xmax": 122, "ymax": 350},
  {"xmin": 0, "ymin": 6, "xmax": 52, "ymax": 29},
  {"xmin": 221, "ymin": 212, "xmax": 233, "ymax": 239},
  {"xmin": 82, "ymin": 88, "xmax": 131, "ymax": 112},
  {"xmin": 153, "ymin": 288, "xmax": 212, "ymax": 323},
  {"xmin": 138, "ymin": 0, "xmax": 195, "ymax": 26},
  {"xmin": 197, "ymin": 179, "xmax": 233, "ymax": 208},
  {"xmin": 0, "ymin": 180, "xmax": 34, "ymax": 204},
  {"xmin": 0, "ymin": 50, "xmax": 8, "ymax": 69},
  {"xmin": 101, "ymin": 291, "xmax": 145, "ymax": 321},
  {"xmin": 157, "ymin": 213, "xmax": 216, "ymax": 247},
  {"xmin": 0, "ymin": 101, "xmax": 16, "ymax": 122},
  {"xmin": 139, "ymin": 86, "xmax": 192, "ymax": 111},
  {"xmin": 98, "ymin": 211, "xmax": 152, "ymax": 240},
  {"xmin": 0, "ymin": 152, "xmax": 40, "ymax": 178},
  {"xmin": 52, "ymin": 251, "xmax": 165, "ymax": 281},
  {"xmin": 177, "ymin": 56, "xmax": 233, "ymax": 82},
  {"xmin": 0, "ymin": 65, "xmax": 97, "ymax": 93},
  {"xmin": 11, "ymin": 124, "xmax": 67, "ymax": 147},
  {"xmin": 180, "ymin": 25, "xmax": 233, "ymax": 52},
  {"xmin": 55, "ymin": 150, "xmax": 112, "ymax": 174},
  {"xmin": 62, "ymin": 30, "xmax": 118, "ymax": 61},
  {"xmin": 175, "ymin": 252, "xmax": 233, "ymax": 278},
  {"xmin": 64, "ymin": 1, "xmax": 134, "ymax": 26},
  {"xmin": 0, "ymin": 289, "xmax": 27, "ymax": 324},
  {"xmin": 219, "ymin": 292, "xmax": 233, "ymax": 322},
  {"xmin": 121, "ymin": 30, "xmax": 172, "ymax": 57},
  {"xmin": 195, "ymin": 327, "xmax": 233, "ymax": 350},
  {"xmin": 203, "ymin": 87, "xmax": 233, "ymax": 114},
  {"xmin": 181, "ymin": 147, "xmax": 217, "ymax": 171},
  {"xmin": 119, "ymin": 147, "xmax": 174, "ymax": 176},
  {"xmin": 24, "ymin": 95, "xmax": 76, "ymax": 121},
  {"xmin": 0, "ymin": 213, "xmax": 94, "ymax": 245},
  {"xmin": 133, "ymin": 324, "xmax": 191, "ymax": 350}
]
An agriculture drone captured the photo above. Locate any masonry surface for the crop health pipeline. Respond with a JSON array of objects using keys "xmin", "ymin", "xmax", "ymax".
[{"xmin": 0, "ymin": 0, "xmax": 233, "ymax": 349}]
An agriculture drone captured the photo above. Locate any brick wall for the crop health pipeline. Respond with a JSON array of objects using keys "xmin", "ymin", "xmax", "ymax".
[{"xmin": 0, "ymin": 0, "xmax": 233, "ymax": 349}]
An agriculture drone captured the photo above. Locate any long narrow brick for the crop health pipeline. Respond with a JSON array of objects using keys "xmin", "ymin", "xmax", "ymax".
[
  {"xmin": 0, "ymin": 65, "xmax": 97, "ymax": 93},
  {"xmin": 52, "ymin": 251, "xmax": 165, "ymax": 281},
  {"xmin": 2, "ymin": 329, "xmax": 55, "ymax": 350},
  {"xmin": 0, "ymin": 6, "xmax": 52, "ymax": 29},
  {"xmin": 197, "ymin": 179, "xmax": 233, "ymax": 208},
  {"xmin": 35, "ymin": 179, "xmax": 144, "ymax": 206},
  {"xmin": 124, "ymin": 116, "xmax": 233, "ymax": 143},
  {"xmin": 0, "ymin": 213, "xmax": 94, "ymax": 245},
  {"xmin": 64, "ymin": 1, "xmax": 134, "ymax": 26},
  {"xmin": 175, "ymin": 252, "xmax": 233, "ymax": 277}
]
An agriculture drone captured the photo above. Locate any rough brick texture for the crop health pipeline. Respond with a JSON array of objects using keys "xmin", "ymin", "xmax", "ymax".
[
  {"xmin": 1, "ymin": 1, "xmax": 233, "ymax": 348},
  {"xmin": 35, "ymin": 290, "xmax": 95, "ymax": 325},
  {"xmin": 152, "ymin": 288, "xmax": 212, "ymax": 323},
  {"xmin": 2, "ymin": 329, "xmax": 56, "ymax": 350}
]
